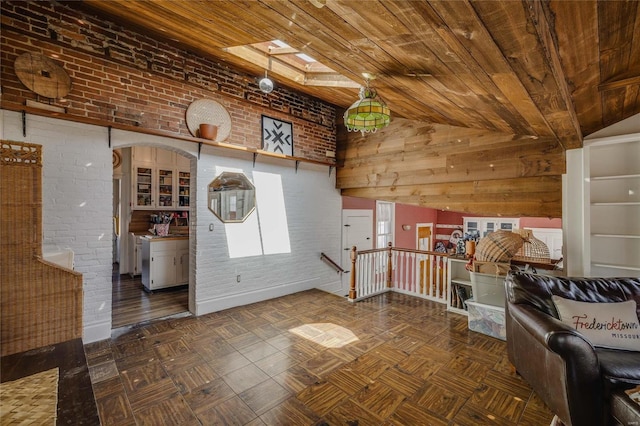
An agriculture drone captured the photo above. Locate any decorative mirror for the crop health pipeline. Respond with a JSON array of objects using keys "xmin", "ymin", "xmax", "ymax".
[{"xmin": 208, "ymin": 172, "xmax": 256, "ymax": 223}]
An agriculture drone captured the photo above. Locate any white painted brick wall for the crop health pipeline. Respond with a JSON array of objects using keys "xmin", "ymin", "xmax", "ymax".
[
  {"xmin": 1, "ymin": 111, "xmax": 113, "ymax": 343},
  {"xmin": 2, "ymin": 110, "xmax": 344, "ymax": 342},
  {"xmin": 194, "ymin": 149, "xmax": 343, "ymax": 314}
]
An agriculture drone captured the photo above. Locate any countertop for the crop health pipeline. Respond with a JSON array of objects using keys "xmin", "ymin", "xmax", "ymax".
[{"xmin": 142, "ymin": 235, "xmax": 189, "ymax": 241}]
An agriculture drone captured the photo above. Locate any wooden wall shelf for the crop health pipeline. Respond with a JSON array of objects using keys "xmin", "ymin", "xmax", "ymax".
[{"xmin": 2, "ymin": 103, "xmax": 336, "ymax": 169}]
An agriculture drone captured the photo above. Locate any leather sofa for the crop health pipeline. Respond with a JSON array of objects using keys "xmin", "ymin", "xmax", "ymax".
[{"xmin": 505, "ymin": 271, "xmax": 640, "ymax": 426}]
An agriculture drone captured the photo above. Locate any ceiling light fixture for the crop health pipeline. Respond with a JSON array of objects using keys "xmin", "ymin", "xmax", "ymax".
[
  {"xmin": 344, "ymin": 78, "xmax": 390, "ymax": 135},
  {"xmin": 259, "ymin": 70, "xmax": 274, "ymax": 94}
]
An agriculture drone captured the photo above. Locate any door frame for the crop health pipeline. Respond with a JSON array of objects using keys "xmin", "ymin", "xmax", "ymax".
[
  {"xmin": 341, "ymin": 209, "xmax": 374, "ymax": 294},
  {"xmin": 416, "ymin": 222, "xmax": 434, "ymax": 295}
]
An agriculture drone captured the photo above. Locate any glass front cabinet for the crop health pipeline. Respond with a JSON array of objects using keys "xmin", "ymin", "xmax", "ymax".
[
  {"xmin": 464, "ymin": 217, "xmax": 520, "ymax": 238},
  {"xmin": 178, "ymin": 172, "xmax": 190, "ymax": 208},
  {"xmin": 131, "ymin": 147, "xmax": 190, "ymax": 210},
  {"xmin": 157, "ymin": 168, "xmax": 174, "ymax": 208},
  {"xmin": 134, "ymin": 166, "xmax": 153, "ymax": 208}
]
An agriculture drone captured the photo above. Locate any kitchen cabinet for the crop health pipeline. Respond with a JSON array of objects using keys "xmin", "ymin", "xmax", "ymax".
[
  {"xmin": 133, "ymin": 166, "xmax": 153, "ymax": 208},
  {"xmin": 141, "ymin": 237, "xmax": 189, "ymax": 291},
  {"xmin": 464, "ymin": 217, "xmax": 519, "ymax": 238},
  {"xmin": 177, "ymin": 241, "xmax": 189, "ymax": 284},
  {"xmin": 129, "ymin": 233, "xmax": 143, "ymax": 276},
  {"xmin": 131, "ymin": 147, "xmax": 190, "ymax": 210},
  {"xmin": 178, "ymin": 172, "xmax": 190, "ymax": 208},
  {"xmin": 157, "ymin": 168, "xmax": 174, "ymax": 208}
]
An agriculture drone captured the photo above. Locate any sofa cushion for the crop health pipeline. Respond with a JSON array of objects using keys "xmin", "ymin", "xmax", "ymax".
[
  {"xmin": 505, "ymin": 272, "xmax": 640, "ymax": 320},
  {"xmin": 597, "ymin": 349, "xmax": 640, "ymax": 386},
  {"xmin": 552, "ymin": 296, "xmax": 640, "ymax": 351}
]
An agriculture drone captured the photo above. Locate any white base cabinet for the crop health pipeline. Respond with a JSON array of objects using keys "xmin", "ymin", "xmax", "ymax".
[
  {"xmin": 129, "ymin": 233, "xmax": 144, "ymax": 277},
  {"xmin": 141, "ymin": 237, "xmax": 189, "ymax": 291}
]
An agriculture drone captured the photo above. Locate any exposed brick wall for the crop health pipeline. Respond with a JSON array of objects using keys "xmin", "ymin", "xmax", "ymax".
[{"xmin": 0, "ymin": 0, "xmax": 336, "ymax": 163}]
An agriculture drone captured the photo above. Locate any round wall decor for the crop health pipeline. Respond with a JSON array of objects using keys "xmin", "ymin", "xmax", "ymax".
[
  {"xmin": 14, "ymin": 52, "xmax": 71, "ymax": 99},
  {"xmin": 112, "ymin": 150, "xmax": 122, "ymax": 169},
  {"xmin": 186, "ymin": 99, "xmax": 232, "ymax": 142}
]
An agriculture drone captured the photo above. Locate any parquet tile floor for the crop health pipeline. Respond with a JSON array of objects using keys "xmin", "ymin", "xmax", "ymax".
[{"xmin": 85, "ymin": 289, "xmax": 555, "ymax": 425}]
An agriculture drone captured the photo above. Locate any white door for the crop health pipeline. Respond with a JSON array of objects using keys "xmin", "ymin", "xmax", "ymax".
[
  {"xmin": 342, "ymin": 209, "xmax": 373, "ymax": 293},
  {"xmin": 416, "ymin": 223, "xmax": 434, "ymax": 296}
]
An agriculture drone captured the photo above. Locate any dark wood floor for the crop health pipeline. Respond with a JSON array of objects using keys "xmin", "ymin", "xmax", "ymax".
[
  {"xmin": 86, "ymin": 289, "xmax": 555, "ymax": 425},
  {"xmin": 112, "ymin": 265, "xmax": 189, "ymax": 329},
  {"xmin": 1, "ymin": 338, "xmax": 100, "ymax": 425}
]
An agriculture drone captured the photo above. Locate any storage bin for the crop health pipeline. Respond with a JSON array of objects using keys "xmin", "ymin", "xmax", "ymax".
[
  {"xmin": 469, "ymin": 271, "xmax": 506, "ymax": 307},
  {"xmin": 467, "ymin": 300, "xmax": 506, "ymax": 340}
]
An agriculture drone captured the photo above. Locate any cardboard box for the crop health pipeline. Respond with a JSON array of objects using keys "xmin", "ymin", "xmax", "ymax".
[
  {"xmin": 473, "ymin": 261, "xmax": 511, "ymax": 275},
  {"xmin": 467, "ymin": 300, "xmax": 506, "ymax": 340}
]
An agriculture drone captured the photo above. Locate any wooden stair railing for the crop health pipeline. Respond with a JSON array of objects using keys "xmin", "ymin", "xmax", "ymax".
[
  {"xmin": 320, "ymin": 252, "xmax": 344, "ymax": 274},
  {"xmin": 348, "ymin": 243, "xmax": 449, "ymax": 303}
]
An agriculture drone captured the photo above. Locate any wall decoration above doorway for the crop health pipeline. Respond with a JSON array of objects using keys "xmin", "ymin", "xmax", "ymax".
[
  {"xmin": 186, "ymin": 99, "xmax": 231, "ymax": 142},
  {"xmin": 261, "ymin": 115, "xmax": 293, "ymax": 156},
  {"xmin": 14, "ymin": 52, "xmax": 71, "ymax": 99}
]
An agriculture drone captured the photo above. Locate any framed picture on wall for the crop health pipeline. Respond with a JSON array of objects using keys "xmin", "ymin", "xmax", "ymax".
[{"xmin": 261, "ymin": 115, "xmax": 293, "ymax": 156}]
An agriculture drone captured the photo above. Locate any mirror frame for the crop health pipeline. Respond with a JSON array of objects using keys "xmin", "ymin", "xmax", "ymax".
[{"xmin": 207, "ymin": 172, "xmax": 256, "ymax": 223}]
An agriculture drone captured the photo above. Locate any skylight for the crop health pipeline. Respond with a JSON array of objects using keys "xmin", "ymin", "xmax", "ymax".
[
  {"xmin": 295, "ymin": 53, "xmax": 316, "ymax": 63},
  {"xmin": 223, "ymin": 39, "xmax": 359, "ymax": 89}
]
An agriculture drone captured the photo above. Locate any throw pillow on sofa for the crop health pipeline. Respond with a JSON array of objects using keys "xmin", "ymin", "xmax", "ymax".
[{"xmin": 552, "ymin": 296, "xmax": 640, "ymax": 351}]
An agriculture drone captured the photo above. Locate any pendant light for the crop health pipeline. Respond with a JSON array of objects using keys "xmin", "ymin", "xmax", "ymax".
[
  {"xmin": 259, "ymin": 57, "xmax": 274, "ymax": 94},
  {"xmin": 344, "ymin": 78, "xmax": 390, "ymax": 134},
  {"xmin": 259, "ymin": 70, "xmax": 274, "ymax": 94}
]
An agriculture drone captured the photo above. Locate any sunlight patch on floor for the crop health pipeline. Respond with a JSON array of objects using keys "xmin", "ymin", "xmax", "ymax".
[{"xmin": 289, "ymin": 323, "xmax": 359, "ymax": 348}]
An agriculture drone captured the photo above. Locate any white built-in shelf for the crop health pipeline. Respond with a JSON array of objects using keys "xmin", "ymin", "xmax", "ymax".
[
  {"xmin": 592, "ymin": 262, "xmax": 640, "ymax": 272},
  {"xmin": 592, "ymin": 234, "xmax": 640, "ymax": 239},
  {"xmin": 451, "ymin": 278, "xmax": 472, "ymax": 286},
  {"xmin": 591, "ymin": 173, "xmax": 640, "ymax": 181},
  {"xmin": 592, "ymin": 202, "xmax": 640, "ymax": 206}
]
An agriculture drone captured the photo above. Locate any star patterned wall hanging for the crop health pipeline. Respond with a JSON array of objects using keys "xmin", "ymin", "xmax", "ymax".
[{"xmin": 261, "ymin": 115, "xmax": 293, "ymax": 156}]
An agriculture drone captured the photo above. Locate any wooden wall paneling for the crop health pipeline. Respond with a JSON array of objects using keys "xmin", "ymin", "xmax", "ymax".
[
  {"xmin": 597, "ymin": 1, "xmax": 640, "ymax": 128},
  {"xmin": 252, "ymin": 0, "xmax": 459, "ymax": 125},
  {"xmin": 549, "ymin": 0, "xmax": 601, "ymax": 138},
  {"xmin": 526, "ymin": 0, "xmax": 582, "ymax": 150},
  {"xmin": 342, "ymin": 189, "xmax": 562, "ymax": 218},
  {"xmin": 425, "ymin": 0, "xmax": 556, "ymax": 140},
  {"xmin": 331, "ymin": 0, "xmax": 516, "ymax": 133},
  {"xmin": 340, "ymin": 176, "xmax": 561, "ymax": 198},
  {"xmin": 468, "ymin": 0, "xmax": 581, "ymax": 148}
]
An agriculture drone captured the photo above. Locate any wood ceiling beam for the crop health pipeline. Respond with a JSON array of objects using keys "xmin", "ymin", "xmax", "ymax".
[
  {"xmin": 267, "ymin": 47, "xmax": 298, "ymax": 55},
  {"xmin": 547, "ymin": 1, "xmax": 601, "ymax": 138},
  {"xmin": 598, "ymin": 75, "xmax": 640, "ymax": 92},
  {"xmin": 525, "ymin": 0, "xmax": 582, "ymax": 149},
  {"xmin": 340, "ymin": 176, "xmax": 561, "ymax": 198},
  {"xmin": 341, "ymin": 187, "xmax": 562, "ymax": 218}
]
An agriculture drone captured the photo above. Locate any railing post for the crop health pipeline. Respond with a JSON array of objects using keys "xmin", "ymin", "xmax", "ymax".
[
  {"xmin": 349, "ymin": 246, "xmax": 357, "ymax": 300},
  {"xmin": 387, "ymin": 242, "xmax": 393, "ymax": 288}
]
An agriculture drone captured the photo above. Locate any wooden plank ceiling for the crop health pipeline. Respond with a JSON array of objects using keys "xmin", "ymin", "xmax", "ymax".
[{"xmin": 76, "ymin": 0, "xmax": 640, "ymax": 218}]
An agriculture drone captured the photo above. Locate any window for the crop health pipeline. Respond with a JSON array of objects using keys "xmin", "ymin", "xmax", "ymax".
[
  {"xmin": 225, "ymin": 39, "xmax": 359, "ymax": 89},
  {"xmin": 376, "ymin": 201, "xmax": 394, "ymax": 248}
]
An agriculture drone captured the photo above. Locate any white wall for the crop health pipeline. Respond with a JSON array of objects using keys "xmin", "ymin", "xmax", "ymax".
[
  {"xmin": 1, "ymin": 111, "xmax": 113, "ymax": 342},
  {"xmin": 1, "ymin": 110, "xmax": 343, "ymax": 343},
  {"xmin": 193, "ymin": 149, "xmax": 344, "ymax": 314}
]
